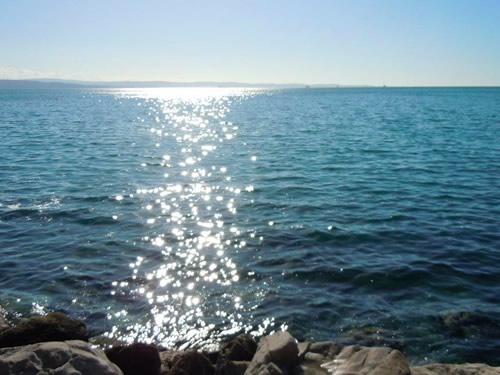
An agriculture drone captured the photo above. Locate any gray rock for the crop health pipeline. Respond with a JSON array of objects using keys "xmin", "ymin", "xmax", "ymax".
[
  {"xmin": 259, "ymin": 362, "xmax": 283, "ymax": 375},
  {"xmin": 411, "ymin": 363, "xmax": 500, "ymax": 375},
  {"xmin": 297, "ymin": 342, "xmax": 311, "ymax": 360},
  {"xmin": 0, "ymin": 340, "xmax": 123, "ymax": 375},
  {"xmin": 304, "ymin": 352, "xmax": 325, "ymax": 363},
  {"xmin": 321, "ymin": 345, "xmax": 411, "ymax": 375},
  {"xmin": 245, "ymin": 331, "xmax": 299, "ymax": 375},
  {"xmin": 308, "ymin": 341, "xmax": 343, "ymax": 358}
]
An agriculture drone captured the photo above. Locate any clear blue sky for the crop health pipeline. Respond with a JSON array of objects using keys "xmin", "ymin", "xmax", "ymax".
[{"xmin": 1, "ymin": 0, "xmax": 499, "ymax": 85}]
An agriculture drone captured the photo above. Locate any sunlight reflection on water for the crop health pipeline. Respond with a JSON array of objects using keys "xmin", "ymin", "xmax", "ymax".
[{"xmin": 103, "ymin": 88, "xmax": 275, "ymax": 349}]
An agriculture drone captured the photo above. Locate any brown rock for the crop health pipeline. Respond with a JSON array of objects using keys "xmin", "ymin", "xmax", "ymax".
[
  {"xmin": 411, "ymin": 363, "xmax": 500, "ymax": 375},
  {"xmin": 169, "ymin": 351, "xmax": 214, "ymax": 375},
  {"xmin": 0, "ymin": 312, "xmax": 88, "ymax": 348},
  {"xmin": 321, "ymin": 345, "xmax": 411, "ymax": 375},
  {"xmin": 220, "ymin": 335, "xmax": 258, "ymax": 362},
  {"xmin": 106, "ymin": 343, "xmax": 161, "ymax": 375}
]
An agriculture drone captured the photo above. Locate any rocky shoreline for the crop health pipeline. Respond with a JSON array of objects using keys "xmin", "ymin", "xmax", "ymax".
[{"xmin": 0, "ymin": 312, "xmax": 498, "ymax": 375}]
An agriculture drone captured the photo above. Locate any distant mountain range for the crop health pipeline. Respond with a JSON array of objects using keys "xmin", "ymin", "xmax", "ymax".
[{"xmin": 0, "ymin": 79, "xmax": 370, "ymax": 89}]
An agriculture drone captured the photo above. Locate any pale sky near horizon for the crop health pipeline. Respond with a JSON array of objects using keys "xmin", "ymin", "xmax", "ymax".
[{"xmin": 0, "ymin": 0, "xmax": 499, "ymax": 86}]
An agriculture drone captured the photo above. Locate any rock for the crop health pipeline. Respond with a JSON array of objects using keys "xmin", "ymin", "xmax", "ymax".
[
  {"xmin": 220, "ymin": 335, "xmax": 258, "ymax": 362},
  {"xmin": 343, "ymin": 327, "xmax": 404, "ymax": 350},
  {"xmin": 291, "ymin": 362, "xmax": 329, "ymax": 375},
  {"xmin": 0, "ymin": 312, "xmax": 88, "ymax": 348},
  {"xmin": 106, "ymin": 343, "xmax": 161, "ymax": 375},
  {"xmin": 438, "ymin": 311, "xmax": 499, "ymax": 339},
  {"xmin": 0, "ymin": 315, "xmax": 9, "ymax": 333},
  {"xmin": 0, "ymin": 340, "xmax": 123, "ymax": 375},
  {"xmin": 160, "ymin": 350, "xmax": 183, "ymax": 374},
  {"xmin": 411, "ymin": 363, "xmax": 500, "ymax": 375},
  {"xmin": 203, "ymin": 350, "xmax": 219, "ymax": 365},
  {"xmin": 245, "ymin": 331, "xmax": 299, "ymax": 375},
  {"xmin": 321, "ymin": 345, "xmax": 411, "ymax": 375},
  {"xmin": 304, "ymin": 352, "xmax": 325, "ymax": 363},
  {"xmin": 297, "ymin": 342, "xmax": 311, "ymax": 360},
  {"xmin": 216, "ymin": 360, "xmax": 249, "ymax": 375},
  {"xmin": 308, "ymin": 341, "xmax": 343, "ymax": 358},
  {"xmin": 169, "ymin": 351, "xmax": 214, "ymax": 375}
]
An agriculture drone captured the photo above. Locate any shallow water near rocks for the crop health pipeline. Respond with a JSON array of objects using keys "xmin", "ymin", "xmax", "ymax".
[{"xmin": 0, "ymin": 87, "xmax": 499, "ymax": 364}]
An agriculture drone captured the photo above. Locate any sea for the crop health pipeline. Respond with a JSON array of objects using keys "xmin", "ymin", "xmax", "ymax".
[{"xmin": 0, "ymin": 87, "xmax": 499, "ymax": 365}]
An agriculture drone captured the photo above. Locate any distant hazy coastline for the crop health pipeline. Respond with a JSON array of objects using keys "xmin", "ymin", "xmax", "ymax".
[{"xmin": 0, "ymin": 79, "xmax": 372, "ymax": 89}]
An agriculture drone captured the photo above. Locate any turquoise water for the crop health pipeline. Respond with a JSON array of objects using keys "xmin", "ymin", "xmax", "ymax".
[{"xmin": 0, "ymin": 87, "xmax": 499, "ymax": 364}]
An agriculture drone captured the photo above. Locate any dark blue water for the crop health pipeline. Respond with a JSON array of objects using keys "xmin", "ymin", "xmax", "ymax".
[{"xmin": 1, "ymin": 87, "xmax": 499, "ymax": 364}]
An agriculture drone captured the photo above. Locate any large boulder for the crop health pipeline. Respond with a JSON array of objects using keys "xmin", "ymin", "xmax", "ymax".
[
  {"xmin": 245, "ymin": 331, "xmax": 299, "ymax": 375},
  {"xmin": 321, "ymin": 345, "xmax": 411, "ymax": 375},
  {"xmin": 0, "ymin": 340, "xmax": 123, "ymax": 375},
  {"xmin": 0, "ymin": 312, "xmax": 88, "ymax": 348},
  {"xmin": 411, "ymin": 363, "xmax": 500, "ymax": 375},
  {"xmin": 106, "ymin": 343, "xmax": 161, "ymax": 375}
]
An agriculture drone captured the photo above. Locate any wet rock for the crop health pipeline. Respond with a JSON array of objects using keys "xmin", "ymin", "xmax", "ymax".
[
  {"xmin": 245, "ymin": 331, "xmax": 299, "ymax": 375},
  {"xmin": 438, "ymin": 311, "xmax": 499, "ymax": 338},
  {"xmin": 321, "ymin": 345, "xmax": 411, "ymax": 375},
  {"xmin": 169, "ymin": 351, "xmax": 214, "ymax": 375},
  {"xmin": 0, "ymin": 312, "xmax": 88, "ymax": 348},
  {"xmin": 0, "ymin": 340, "xmax": 123, "ymax": 375},
  {"xmin": 220, "ymin": 335, "xmax": 258, "ymax": 362},
  {"xmin": 308, "ymin": 341, "xmax": 343, "ymax": 358},
  {"xmin": 411, "ymin": 363, "xmax": 500, "ymax": 375},
  {"xmin": 106, "ymin": 343, "xmax": 161, "ymax": 375},
  {"xmin": 343, "ymin": 327, "xmax": 404, "ymax": 350}
]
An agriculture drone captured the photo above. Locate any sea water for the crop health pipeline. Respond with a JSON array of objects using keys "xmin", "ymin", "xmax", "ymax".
[{"xmin": 0, "ymin": 87, "xmax": 499, "ymax": 364}]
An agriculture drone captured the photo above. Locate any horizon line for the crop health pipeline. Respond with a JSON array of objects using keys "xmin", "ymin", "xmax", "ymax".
[{"xmin": 0, "ymin": 78, "xmax": 499, "ymax": 89}]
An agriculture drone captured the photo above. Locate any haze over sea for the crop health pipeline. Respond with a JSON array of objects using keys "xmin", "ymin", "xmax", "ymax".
[{"xmin": 0, "ymin": 87, "xmax": 499, "ymax": 365}]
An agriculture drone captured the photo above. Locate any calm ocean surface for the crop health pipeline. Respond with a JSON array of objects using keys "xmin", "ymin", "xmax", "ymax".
[{"xmin": 0, "ymin": 87, "xmax": 499, "ymax": 364}]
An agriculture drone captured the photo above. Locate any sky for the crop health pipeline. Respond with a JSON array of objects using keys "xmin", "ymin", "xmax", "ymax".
[{"xmin": 0, "ymin": 0, "xmax": 499, "ymax": 86}]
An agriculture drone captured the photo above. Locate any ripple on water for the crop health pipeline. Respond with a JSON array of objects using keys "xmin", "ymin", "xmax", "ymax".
[{"xmin": 1, "ymin": 88, "xmax": 500, "ymax": 363}]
